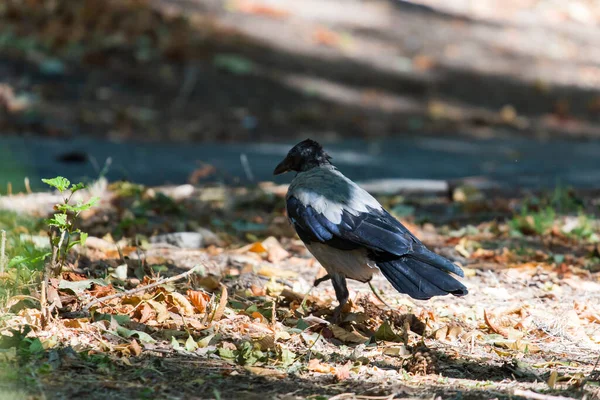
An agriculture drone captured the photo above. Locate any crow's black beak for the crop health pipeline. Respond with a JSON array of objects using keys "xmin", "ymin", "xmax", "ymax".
[{"xmin": 273, "ymin": 157, "xmax": 291, "ymax": 175}]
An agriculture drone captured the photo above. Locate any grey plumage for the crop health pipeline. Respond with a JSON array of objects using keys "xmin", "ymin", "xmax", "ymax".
[{"xmin": 274, "ymin": 139, "xmax": 467, "ymax": 321}]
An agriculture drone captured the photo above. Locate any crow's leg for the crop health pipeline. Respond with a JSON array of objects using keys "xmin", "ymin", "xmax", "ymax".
[
  {"xmin": 313, "ymin": 274, "xmax": 331, "ymax": 287},
  {"xmin": 330, "ymin": 274, "xmax": 349, "ymax": 323}
]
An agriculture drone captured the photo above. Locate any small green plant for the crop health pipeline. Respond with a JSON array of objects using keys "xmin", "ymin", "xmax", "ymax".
[
  {"xmin": 40, "ymin": 177, "xmax": 98, "ymax": 322},
  {"xmin": 565, "ymin": 213, "xmax": 599, "ymax": 242},
  {"xmin": 42, "ymin": 177, "xmax": 98, "ymax": 268},
  {"xmin": 509, "ymin": 205, "xmax": 556, "ymax": 236}
]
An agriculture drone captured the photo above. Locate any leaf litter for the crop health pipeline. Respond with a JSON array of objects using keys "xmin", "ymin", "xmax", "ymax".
[{"xmin": 0, "ymin": 183, "xmax": 600, "ymax": 399}]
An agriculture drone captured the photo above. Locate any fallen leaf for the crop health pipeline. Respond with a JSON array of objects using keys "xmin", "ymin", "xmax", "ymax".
[
  {"xmin": 313, "ymin": 27, "xmax": 340, "ymax": 47},
  {"xmin": 484, "ymin": 310, "xmax": 509, "ymax": 338},
  {"xmin": 136, "ymin": 302, "xmax": 155, "ymax": 324},
  {"xmin": 248, "ymin": 242, "xmax": 267, "ymax": 254},
  {"xmin": 129, "ymin": 339, "xmax": 142, "ymax": 356},
  {"xmin": 245, "ymin": 366, "xmax": 286, "ymax": 378},
  {"xmin": 335, "ymin": 361, "xmax": 352, "ymax": 381},
  {"xmin": 211, "ymin": 285, "xmax": 228, "ymax": 323},
  {"xmin": 308, "ymin": 359, "xmax": 336, "ymax": 374},
  {"xmin": 198, "ymin": 276, "xmax": 221, "ymax": 291},
  {"xmin": 548, "ymin": 369, "xmax": 558, "ymax": 389},
  {"xmin": 185, "ymin": 335, "xmax": 198, "ymax": 352},
  {"xmin": 375, "ymin": 321, "xmax": 403, "ymax": 342},
  {"xmin": 187, "ymin": 289, "xmax": 210, "ymax": 313},
  {"xmin": 261, "ymin": 236, "xmax": 289, "ymax": 263},
  {"xmin": 59, "ymin": 279, "xmax": 107, "ymax": 294},
  {"xmin": 413, "ymin": 54, "xmax": 435, "ymax": 71},
  {"xmin": 147, "ymin": 300, "xmax": 170, "ymax": 323},
  {"xmin": 330, "ymin": 325, "xmax": 369, "ymax": 344},
  {"xmin": 166, "ymin": 292, "xmax": 195, "ymax": 316},
  {"xmin": 257, "ymin": 265, "xmax": 298, "ymax": 279}
]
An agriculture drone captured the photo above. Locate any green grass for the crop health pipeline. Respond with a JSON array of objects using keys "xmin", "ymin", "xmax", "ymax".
[{"xmin": 0, "ymin": 210, "xmax": 47, "ymax": 305}]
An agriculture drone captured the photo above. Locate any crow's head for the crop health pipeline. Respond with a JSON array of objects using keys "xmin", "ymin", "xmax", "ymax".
[{"xmin": 274, "ymin": 139, "xmax": 332, "ymax": 175}]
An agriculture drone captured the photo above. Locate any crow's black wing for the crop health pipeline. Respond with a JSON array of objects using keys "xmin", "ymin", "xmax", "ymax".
[{"xmin": 286, "ymin": 195, "xmax": 417, "ymax": 255}]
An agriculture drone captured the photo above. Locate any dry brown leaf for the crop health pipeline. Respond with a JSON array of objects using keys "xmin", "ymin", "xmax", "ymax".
[
  {"xmin": 261, "ymin": 236, "xmax": 289, "ymax": 263},
  {"xmin": 197, "ymin": 276, "xmax": 221, "ymax": 291},
  {"xmin": 413, "ymin": 54, "xmax": 435, "ymax": 71},
  {"xmin": 251, "ymin": 311, "xmax": 268, "ymax": 324},
  {"xmin": 250, "ymin": 284, "xmax": 266, "ymax": 296},
  {"xmin": 308, "ymin": 359, "xmax": 336, "ymax": 374},
  {"xmin": 187, "ymin": 289, "xmax": 210, "ymax": 313},
  {"xmin": 129, "ymin": 339, "xmax": 142, "ymax": 356},
  {"xmin": 89, "ymin": 284, "xmax": 114, "ymax": 298},
  {"xmin": 212, "ymin": 285, "xmax": 228, "ymax": 323},
  {"xmin": 335, "ymin": 361, "xmax": 352, "ymax": 381},
  {"xmin": 330, "ymin": 325, "xmax": 369, "ymax": 344},
  {"xmin": 434, "ymin": 325, "xmax": 448, "ymax": 341},
  {"xmin": 313, "ymin": 27, "xmax": 340, "ymax": 47},
  {"xmin": 136, "ymin": 302, "xmax": 155, "ymax": 324},
  {"xmin": 484, "ymin": 310, "xmax": 509, "ymax": 338},
  {"xmin": 62, "ymin": 272, "xmax": 88, "ymax": 281},
  {"xmin": 254, "ymin": 334, "xmax": 275, "ymax": 351},
  {"xmin": 245, "ymin": 366, "xmax": 286, "ymax": 378},
  {"xmin": 63, "ymin": 319, "xmax": 88, "ymax": 329},
  {"xmin": 248, "ymin": 242, "xmax": 268, "ymax": 254},
  {"xmin": 147, "ymin": 300, "xmax": 170, "ymax": 323},
  {"xmin": 166, "ymin": 292, "xmax": 195, "ymax": 316},
  {"xmin": 257, "ymin": 265, "xmax": 297, "ymax": 279}
]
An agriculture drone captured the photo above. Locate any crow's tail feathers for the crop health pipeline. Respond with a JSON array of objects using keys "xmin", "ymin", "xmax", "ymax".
[{"xmin": 376, "ymin": 248, "xmax": 468, "ymax": 300}]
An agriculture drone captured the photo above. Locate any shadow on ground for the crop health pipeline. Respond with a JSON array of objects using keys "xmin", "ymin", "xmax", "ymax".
[{"xmin": 2, "ymin": 0, "xmax": 600, "ymax": 144}]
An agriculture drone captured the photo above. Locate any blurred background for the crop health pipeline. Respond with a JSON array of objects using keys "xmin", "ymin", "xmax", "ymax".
[{"xmin": 2, "ymin": 0, "xmax": 600, "ymax": 191}]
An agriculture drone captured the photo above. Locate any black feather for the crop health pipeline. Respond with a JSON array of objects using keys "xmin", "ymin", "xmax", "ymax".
[
  {"xmin": 286, "ymin": 196, "xmax": 416, "ymax": 254},
  {"xmin": 377, "ymin": 254, "xmax": 468, "ymax": 300}
]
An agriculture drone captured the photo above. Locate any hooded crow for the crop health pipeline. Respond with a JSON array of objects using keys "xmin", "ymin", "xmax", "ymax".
[{"xmin": 274, "ymin": 139, "xmax": 467, "ymax": 321}]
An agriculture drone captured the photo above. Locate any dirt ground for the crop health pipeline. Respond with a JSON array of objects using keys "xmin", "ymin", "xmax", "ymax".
[{"xmin": 0, "ymin": 181, "xmax": 599, "ymax": 399}]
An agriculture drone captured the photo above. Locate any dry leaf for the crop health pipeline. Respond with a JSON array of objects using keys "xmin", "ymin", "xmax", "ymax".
[
  {"xmin": 484, "ymin": 310, "xmax": 509, "ymax": 338},
  {"xmin": 147, "ymin": 300, "xmax": 170, "ymax": 323},
  {"xmin": 129, "ymin": 339, "xmax": 142, "ymax": 356},
  {"xmin": 308, "ymin": 359, "xmax": 336, "ymax": 374},
  {"xmin": 245, "ymin": 366, "xmax": 286, "ymax": 378},
  {"xmin": 166, "ymin": 292, "xmax": 195, "ymax": 316},
  {"xmin": 413, "ymin": 54, "xmax": 435, "ymax": 71},
  {"xmin": 136, "ymin": 302, "xmax": 155, "ymax": 324},
  {"xmin": 187, "ymin": 289, "xmax": 210, "ymax": 313},
  {"xmin": 212, "ymin": 285, "xmax": 228, "ymax": 323},
  {"xmin": 261, "ymin": 236, "xmax": 289, "ymax": 263},
  {"xmin": 330, "ymin": 325, "xmax": 369, "ymax": 344},
  {"xmin": 197, "ymin": 276, "xmax": 221, "ymax": 291},
  {"xmin": 313, "ymin": 27, "xmax": 340, "ymax": 47},
  {"xmin": 257, "ymin": 265, "xmax": 297, "ymax": 279},
  {"xmin": 248, "ymin": 242, "xmax": 267, "ymax": 254},
  {"xmin": 335, "ymin": 361, "xmax": 352, "ymax": 381},
  {"xmin": 548, "ymin": 370, "xmax": 558, "ymax": 389}
]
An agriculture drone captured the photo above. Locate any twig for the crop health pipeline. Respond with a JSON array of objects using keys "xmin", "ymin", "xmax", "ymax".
[
  {"xmin": 0, "ymin": 230, "xmax": 6, "ymax": 274},
  {"xmin": 512, "ymin": 389, "xmax": 576, "ymax": 400},
  {"xmin": 368, "ymin": 281, "xmax": 392, "ymax": 309},
  {"xmin": 83, "ymin": 264, "xmax": 202, "ymax": 312}
]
